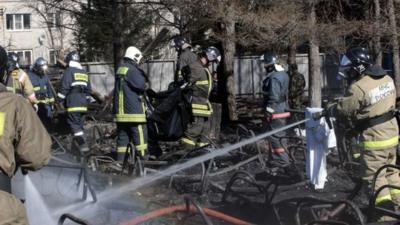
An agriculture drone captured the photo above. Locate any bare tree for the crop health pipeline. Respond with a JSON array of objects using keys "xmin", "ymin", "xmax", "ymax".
[
  {"xmin": 220, "ymin": 2, "xmax": 238, "ymax": 121},
  {"xmin": 157, "ymin": 0, "xmax": 241, "ymax": 121},
  {"xmin": 373, "ymin": 0, "xmax": 383, "ymax": 65},
  {"xmin": 388, "ymin": 0, "xmax": 400, "ymax": 96},
  {"xmin": 308, "ymin": 0, "xmax": 322, "ymax": 107},
  {"xmin": 25, "ymin": 0, "xmax": 71, "ymax": 56}
]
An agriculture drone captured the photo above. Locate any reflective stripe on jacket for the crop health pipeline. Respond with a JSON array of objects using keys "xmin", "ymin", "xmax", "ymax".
[
  {"xmin": 178, "ymin": 49, "xmax": 213, "ymax": 117},
  {"xmin": 337, "ymin": 74, "xmax": 398, "ymax": 150},
  {"xmin": 28, "ymin": 71, "xmax": 54, "ymax": 104},
  {"xmin": 191, "ymin": 68, "xmax": 213, "ymax": 117},
  {"xmin": 58, "ymin": 66, "xmax": 91, "ymax": 112},
  {"xmin": 113, "ymin": 60, "xmax": 147, "ymax": 123}
]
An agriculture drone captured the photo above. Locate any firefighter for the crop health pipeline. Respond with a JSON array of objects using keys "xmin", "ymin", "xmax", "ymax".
[
  {"xmin": 0, "ymin": 45, "xmax": 51, "ymax": 224},
  {"xmin": 171, "ymin": 37, "xmax": 213, "ymax": 150},
  {"xmin": 199, "ymin": 46, "xmax": 222, "ymax": 67},
  {"xmin": 199, "ymin": 46, "xmax": 221, "ymax": 102},
  {"xmin": 260, "ymin": 53, "xmax": 290, "ymax": 167},
  {"xmin": 336, "ymin": 47, "xmax": 400, "ymax": 219},
  {"xmin": 288, "ymin": 63, "xmax": 305, "ymax": 109},
  {"xmin": 28, "ymin": 57, "xmax": 54, "ymax": 127},
  {"xmin": 171, "ymin": 36, "xmax": 189, "ymax": 83},
  {"xmin": 57, "ymin": 51, "xmax": 91, "ymax": 152},
  {"xmin": 113, "ymin": 46, "xmax": 148, "ymax": 161},
  {"xmin": 4, "ymin": 52, "xmax": 37, "ymax": 104}
]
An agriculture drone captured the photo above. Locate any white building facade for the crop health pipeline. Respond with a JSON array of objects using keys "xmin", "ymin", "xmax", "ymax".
[{"xmin": 0, "ymin": 0, "xmax": 76, "ymax": 66}]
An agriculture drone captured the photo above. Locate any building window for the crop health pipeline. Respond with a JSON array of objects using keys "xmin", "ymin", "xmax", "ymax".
[
  {"xmin": 49, "ymin": 50, "xmax": 59, "ymax": 65},
  {"xmin": 47, "ymin": 12, "xmax": 61, "ymax": 28},
  {"xmin": 6, "ymin": 14, "xmax": 31, "ymax": 30},
  {"xmin": 9, "ymin": 50, "xmax": 32, "ymax": 66}
]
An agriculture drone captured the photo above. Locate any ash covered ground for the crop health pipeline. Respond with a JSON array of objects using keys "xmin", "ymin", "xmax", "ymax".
[{"xmin": 11, "ymin": 99, "xmax": 397, "ymax": 225}]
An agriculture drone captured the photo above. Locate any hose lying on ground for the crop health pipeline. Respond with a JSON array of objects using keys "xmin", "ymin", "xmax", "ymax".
[
  {"xmin": 120, "ymin": 204, "xmax": 254, "ymax": 225},
  {"xmin": 58, "ymin": 213, "xmax": 90, "ymax": 225}
]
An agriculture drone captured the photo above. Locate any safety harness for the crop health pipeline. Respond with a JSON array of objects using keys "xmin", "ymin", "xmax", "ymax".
[{"xmin": 355, "ymin": 110, "xmax": 395, "ymax": 131}]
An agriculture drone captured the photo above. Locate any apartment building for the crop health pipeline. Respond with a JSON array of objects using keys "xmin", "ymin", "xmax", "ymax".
[{"xmin": 0, "ymin": 0, "xmax": 75, "ymax": 66}]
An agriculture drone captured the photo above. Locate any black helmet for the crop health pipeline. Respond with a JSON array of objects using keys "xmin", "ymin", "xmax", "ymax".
[
  {"xmin": 205, "ymin": 46, "xmax": 221, "ymax": 63},
  {"xmin": 170, "ymin": 36, "xmax": 189, "ymax": 51},
  {"xmin": 65, "ymin": 50, "xmax": 80, "ymax": 64},
  {"xmin": 0, "ymin": 46, "xmax": 7, "ymax": 83},
  {"xmin": 340, "ymin": 47, "xmax": 373, "ymax": 75},
  {"xmin": 33, "ymin": 57, "xmax": 48, "ymax": 75},
  {"xmin": 7, "ymin": 52, "xmax": 19, "ymax": 72},
  {"xmin": 260, "ymin": 53, "xmax": 279, "ymax": 67}
]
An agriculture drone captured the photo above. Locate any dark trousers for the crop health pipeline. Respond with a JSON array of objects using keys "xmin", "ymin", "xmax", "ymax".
[
  {"xmin": 116, "ymin": 122, "xmax": 148, "ymax": 160},
  {"xmin": 67, "ymin": 112, "xmax": 86, "ymax": 136},
  {"xmin": 265, "ymin": 117, "xmax": 290, "ymax": 166},
  {"xmin": 37, "ymin": 103, "xmax": 53, "ymax": 129},
  {"xmin": 180, "ymin": 116, "xmax": 209, "ymax": 150}
]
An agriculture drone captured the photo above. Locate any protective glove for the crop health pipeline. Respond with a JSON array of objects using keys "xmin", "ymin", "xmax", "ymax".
[
  {"xmin": 146, "ymin": 89, "xmax": 157, "ymax": 98},
  {"xmin": 265, "ymin": 107, "xmax": 275, "ymax": 123}
]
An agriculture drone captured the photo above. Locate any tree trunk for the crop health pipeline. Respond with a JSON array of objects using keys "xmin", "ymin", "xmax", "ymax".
[
  {"xmin": 222, "ymin": 6, "xmax": 238, "ymax": 121},
  {"xmin": 308, "ymin": 1, "xmax": 322, "ymax": 107},
  {"xmin": 373, "ymin": 0, "xmax": 382, "ymax": 65},
  {"xmin": 112, "ymin": 0, "xmax": 123, "ymax": 72},
  {"xmin": 287, "ymin": 37, "xmax": 297, "ymax": 67},
  {"xmin": 388, "ymin": 0, "xmax": 400, "ymax": 96}
]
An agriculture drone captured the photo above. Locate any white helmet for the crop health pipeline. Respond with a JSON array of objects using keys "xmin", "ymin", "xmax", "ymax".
[{"xmin": 124, "ymin": 46, "xmax": 143, "ymax": 63}]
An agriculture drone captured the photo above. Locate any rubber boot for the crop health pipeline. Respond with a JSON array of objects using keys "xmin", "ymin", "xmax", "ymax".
[{"xmin": 73, "ymin": 136, "xmax": 89, "ymax": 153}]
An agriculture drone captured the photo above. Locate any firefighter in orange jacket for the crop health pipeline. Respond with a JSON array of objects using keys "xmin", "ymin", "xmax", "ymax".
[
  {"xmin": 4, "ymin": 52, "xmax": 37, "ymax": 104},
  {"xmin": 0, "ymin": 45, "xmax": 52, "ymax": 224}
]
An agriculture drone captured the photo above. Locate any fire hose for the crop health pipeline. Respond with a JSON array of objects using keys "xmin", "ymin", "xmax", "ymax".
[
  {"xmin": 120, "ymin": 204, "xmax": 254, "ymax": 225},
  {"xmin": 58, "ymin": 213, "xmax": 90, "ymax": 225}
]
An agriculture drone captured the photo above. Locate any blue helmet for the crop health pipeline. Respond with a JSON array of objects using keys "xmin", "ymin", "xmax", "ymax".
[
  {"xmin": 33, "ymin": 57, "xmax": 48, "ymax": 75},
  {"xmin": 170, "ymin": 36, "xmax": 188, "ymax": 51},
  {"xmin": 65, "ymin": 50, "xmax": 80, "ymax": 64},
  {"xmin": 260, "ymin": 53, "xmax": 279, "ymax": 67},
  {"xmin": 205, "ymin": 46, "xmax": 221, "ymax": 63}
]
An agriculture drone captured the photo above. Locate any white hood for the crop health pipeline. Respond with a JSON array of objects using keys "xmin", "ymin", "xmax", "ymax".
[
  {"xmin": 274, "ymin": 64, "xmax": 285, "ymax": 72},
  {"xmin": 69, "ymin": 61, "xmax": 82, "ymax": 69}
]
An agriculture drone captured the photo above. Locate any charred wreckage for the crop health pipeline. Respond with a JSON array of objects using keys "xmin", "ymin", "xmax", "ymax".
[
  {"xmin": 43, "ymin": 84, "xmax": 400, "ymax": 225},
  {"xmin": 15, "ymin": 33, "xmax": 399, "ymax": 225}
]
